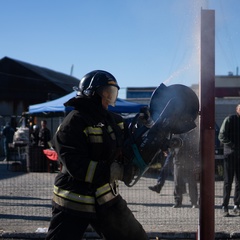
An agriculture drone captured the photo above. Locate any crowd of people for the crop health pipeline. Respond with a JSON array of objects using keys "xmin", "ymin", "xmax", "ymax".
[{"xmin": 0, "ymin": 119, "xmax": 51, "ymax": 162}]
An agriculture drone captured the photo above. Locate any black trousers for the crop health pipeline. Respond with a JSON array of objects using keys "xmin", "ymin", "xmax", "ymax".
[
  {"xmin": 222, "ymin": 152, "xmax": 240, "ymax": 207},
  {"xmin": 46, "ymin": 196, "xmax": 148, "ymax": 240}
]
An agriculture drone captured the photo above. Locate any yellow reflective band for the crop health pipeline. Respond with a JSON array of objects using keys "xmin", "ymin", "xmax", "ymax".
[
  {"xmin": 97, "ymin": 191, "xmax": 117, "ymax": 205},
  {"xmin": 118, "ymin": 122, "xmax": 124, "ymax": 130},
  {"xmin": 106, "ymin": 126, "xmax": 117, "ymax": 140},
  {"xmin": 53, "ymin": 185, "xmax": 95, "ymax": 204},
  {"xmin": 84, "ymin": 126, "xmax": 103, "ymax": 142},
  {"xmin": 85, "ymin": 161, "xmax": 98, "ymax": 183},
  {"xmin": 95, "ymin": 183, "xmax": 111, "ymax": 198},
  {"xmin": 88, "ymin": 135, "xmax": 103, "ymax": 143},
  {"xmin": 110, "ymin": 132, "xmax": 116, "ymax": 140},
  {"xmin": 95, "ymin": 183, "xmax": 118, "ymax": 205},
  {"xmin": 84, "ymin": 126, "xmax": 103, "ymax": 136},
  {"xmin": 107, "ymin": 126, "xmax": 113, "ymax": 133},
  {"xmin": 53, "ymin": 194, "xmax": 96, "ymax": 213}
]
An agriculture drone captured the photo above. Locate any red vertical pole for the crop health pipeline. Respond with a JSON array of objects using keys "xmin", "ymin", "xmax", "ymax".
[{"xmin": 199, "ymin": 9, "xmax": 215, "ymax": 240}]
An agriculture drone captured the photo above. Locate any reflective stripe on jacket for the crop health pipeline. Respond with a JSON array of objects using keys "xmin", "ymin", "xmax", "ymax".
[
  {"xmin": 53, "ymin": 182, "xmax": 119, "ymax": 213},
  {"xmin": 83, "ymin": 123, "xmax": 124, "ymax": 142}
]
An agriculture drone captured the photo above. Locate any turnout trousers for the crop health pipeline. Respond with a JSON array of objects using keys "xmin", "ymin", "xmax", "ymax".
[{"xmin": 46, "ymin": 196, "xmax": 148, "ymax": 240}]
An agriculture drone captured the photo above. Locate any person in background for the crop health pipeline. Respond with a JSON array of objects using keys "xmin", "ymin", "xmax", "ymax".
[
  {"xmin": 172, "ymin": 130, "xmax": 199, "ymax": 209},
  {"xmin": 46, "ymin": 70, "xmax": 148, "ymax": 240},
  {"xmin": 30, "ymin": 125, "xmax": 39, "ymax": 146},
  {"xmin": 148, "ymin": 150, "xmax": 174, "ymax": 194},
  {"xmin": 219, "ymin": 103, "xmax": 240, "ymax": 217},
  {"xmin": 38, "ymin": 120, "xmax": 51, "ymax": 149},
  {"xmin": 2, "ymin": 122, "xmax": 15, "ymax": 161}
]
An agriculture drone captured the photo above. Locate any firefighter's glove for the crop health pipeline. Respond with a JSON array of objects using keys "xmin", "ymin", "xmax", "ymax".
[
  {"xmin": 139, "ymin": 106, "xmax": 154, "ymax": 128},
  {"xmin": 110, "ymin": 161, "xmax": 124, "ymax": 183}
]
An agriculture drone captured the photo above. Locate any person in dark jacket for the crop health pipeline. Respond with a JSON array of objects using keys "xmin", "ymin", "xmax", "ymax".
[
  {"xmin": 172, "ymin": 129, "xmax": 199, "ymax": 209},
  {"xmin": 219, "ymin": 103, "xmax": 240, "ymax": 217},
  {"xmin": 38, "ymin": 120, "xmax": 51, "ymax": 149},
  {"xmin": 30, "ymin": 125, "xmax": 39, "ymax": 146},
  {"xmin": 2, "ymin": 122, "xmax": 15, "ymax": 161},
  {"xmin": 46, "ymin": 70, "xmax": 148, "ymax": 240}
]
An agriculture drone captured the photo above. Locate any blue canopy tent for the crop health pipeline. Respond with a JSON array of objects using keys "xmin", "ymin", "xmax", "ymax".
[{"xmin": 28, "ymin": 91, "xmax": 147, "ymax": 115}]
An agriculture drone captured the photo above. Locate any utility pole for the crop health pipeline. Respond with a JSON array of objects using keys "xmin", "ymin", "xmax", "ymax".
[{"xmin": 199, "ymin": 9, "xmax": 215, "ymax": 240}]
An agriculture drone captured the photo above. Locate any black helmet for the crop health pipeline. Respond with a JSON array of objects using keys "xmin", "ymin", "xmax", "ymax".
[{"xmin": 76, "ymin": 70, "xmax": 120, "ymax": 106}]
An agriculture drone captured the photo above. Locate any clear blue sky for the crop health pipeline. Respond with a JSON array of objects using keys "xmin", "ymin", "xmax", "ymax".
[{"xmin": 1, "ymin": 0, "xmax": 239, "ymax": 98}]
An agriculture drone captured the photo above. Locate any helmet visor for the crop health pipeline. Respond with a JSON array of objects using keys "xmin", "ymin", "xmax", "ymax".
[{"xmin": 97, "ymin": 86, "xmax": 118, "ymax": 107}]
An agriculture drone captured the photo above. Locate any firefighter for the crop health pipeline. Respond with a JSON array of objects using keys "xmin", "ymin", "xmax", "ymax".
[{"xmin": 46, "ymin": 70, "xmax": 148, "ymax": 240}]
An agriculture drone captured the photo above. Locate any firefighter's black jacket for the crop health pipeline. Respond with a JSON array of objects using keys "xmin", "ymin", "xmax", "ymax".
[{"xmin": 52, "ymin": 96, "xmax": 125, "ymax": 217}]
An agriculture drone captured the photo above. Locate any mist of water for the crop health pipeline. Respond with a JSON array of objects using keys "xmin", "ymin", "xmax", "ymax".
[{"xmin": 164, "ymin": 0, "xmax": 209, "ymax": 87}]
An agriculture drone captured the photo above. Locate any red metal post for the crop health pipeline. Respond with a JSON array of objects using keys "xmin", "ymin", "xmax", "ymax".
[{"xmin": 199, "ymin": 9, "xmax": 215, "ymax": 240}]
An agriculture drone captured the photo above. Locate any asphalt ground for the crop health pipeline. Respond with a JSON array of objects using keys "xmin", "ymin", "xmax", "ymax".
[{"xmin": 1, "ymin": 160, "xmax": 240, "ymax": 240}]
